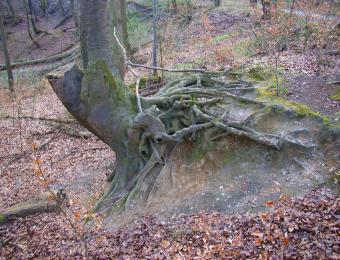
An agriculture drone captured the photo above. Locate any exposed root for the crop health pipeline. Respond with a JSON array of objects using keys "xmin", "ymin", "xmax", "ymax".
[{"xmin": 106, "ymin": 74, "xmax": 317, "ymax": 212}]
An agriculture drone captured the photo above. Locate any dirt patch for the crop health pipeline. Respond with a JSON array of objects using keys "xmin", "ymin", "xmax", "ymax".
[
  {"xmin": 284, "ymin": 75, "xmax": 339, "ymax": 116},
  {"xmin": 0, "ymin": 17, "xmax": 77, "ymax": 64},
  {"xmin": 207, "ymin": 10, "xmax": 251, "ymax": 36}
]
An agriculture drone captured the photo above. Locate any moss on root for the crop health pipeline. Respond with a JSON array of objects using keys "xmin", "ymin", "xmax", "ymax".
[
  {"xmin": 0, "ymin": 213, "xmax": 7, "ymax": 225},
  {"xmin": 256, "ymin": 86, "xmax": 334, "ymax": 125}
]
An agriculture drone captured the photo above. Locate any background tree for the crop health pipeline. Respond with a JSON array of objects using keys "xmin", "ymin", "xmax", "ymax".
[
  {"xmin": 5, "ymin": 0, "xmax": 18, "ymax": 24},
  {"xmin": 152, "ymin": 0, "xmax": 158, "ymax": 76},
  {"xmin": 250, "ymin": 0, "xmax": 257, "ymax": 8},
  {"xmin": 120, "ymin": 0, "xmax": 131, "ymax": 57},
  {"xmin": 170, "ymin": 0, "xmax": 177, "ymax": 15},
  {"xmin": 261, "ymin": 0, "xmax": 272, "ymax": 20},
  {"xmin": 27, "ymin": 0, "xmax": 41, "ymax": 34},
  {"xmin": 0, "ymin": 9, "xmax": 14, "ymax": 92},
  {"xmin": 215, "ymin": 0, "xmax": 221, "ymax": 7},
  {"xmin": 23, "ymin": 0, "xmax": 40, "ymax": 47}
]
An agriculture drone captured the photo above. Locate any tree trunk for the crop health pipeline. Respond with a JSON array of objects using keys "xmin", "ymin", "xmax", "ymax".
[
  {"xmin": 250, "ymin": 0, "xmax": 257, "ymax": 8},
  {"xmin": 170, "ymin": 0, "xmax": 177, "ymax": 15},
  {"xmin": 290, "ymin": 0, "xmax": 296, "ymax": 17},
  {"xmin": 214, "ymin": 0, "xmax": 221, "ymax": 7},
  {"xmin": 51, "ymin": 0, "xmax": 140, "ymax": 208},
  {"xmin": 261, "ymin": 0, "xmax": 271, "ymax": 20},
  {"xmin": 5, "ymin": 0, "xmax": 18, "ymax": 24},
  {"xmin": 23, "ymin": 0, "xmax": 39, "ymax": 47},
  {"xmin": 27, "ymin": 0, "xmax": 40, "ymax": 34},
  {"xmin": 0, "ymin": 10, "xmax": 14, "ymax": 92},
  {"xmin": 152, "ymin": 0, "xmax": 158, "ymax": 76},
  {"xmin": 70, "ymin": 0, "xmax": 79, "ymax": 27},
  {"xmin": 79, "ymin": 0, "xmax": 124, "ymax": 78},
  {"xmin": 59, "ymin": 0, "xmax": 65, "ymax": 15},
  {"xmin": 120, "ymin": 0, "xmax": 132, "ymax": 57}
]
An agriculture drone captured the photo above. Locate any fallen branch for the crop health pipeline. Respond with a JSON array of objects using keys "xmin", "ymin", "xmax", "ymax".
[
  {"xmin": 0, "ymin": 47, "xmax": 80, "ymax": 70},
  {"xmin": 0, "ymin": 189, "xmax": 66, "ymax": 225},
  {"xmin": 53, "ymin": 13, "xmax": 73, "ymax": 29},
  {"xmin": 0, "ymin": 115, "xmax": 77, "ymax": 125}
]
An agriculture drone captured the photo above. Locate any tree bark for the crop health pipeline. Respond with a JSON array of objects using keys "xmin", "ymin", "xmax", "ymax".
[
  {"xmin": 152, "ymin": 0, "xmax": 158, "ymax": 76},
  {"xmin": 51, "ymin": 0, "xmax": 140, "ymax": 208},
  {"xmin": 80, "ymin": 0, "xmax": 124, "ymax": 79},
  {"xmin": 0, "ymin": 10, "xmax": 14, "ymax": 92}
]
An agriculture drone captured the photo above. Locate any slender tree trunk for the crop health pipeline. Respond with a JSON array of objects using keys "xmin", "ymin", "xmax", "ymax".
[
  {"xmin": 290, "ymin": 0, "xmax": 296, "ymax": 17},
  {"xmin": 59, "ymin": 0, "xmax": 65, "ymax": 15},
  {"xmin": 23, "ymin": 0, "xmax": 39, "ymax": 47},
  {"xmin": 261, "ymin": 0, "xmax": 271, "ymax": 20},
  {"xmin": 250, "ymin": 0, "xmax": 257, "ymax": 8},
  {"xmin": 214, "ymin": 0, "xmax": 221, "ymax": 7},
  {"xmin": 5, "ymin": 0, "xmax": 18, "ymax": 24},
  {"xmin": 0, "ymin": 11, "xmax": 14, "ymax": 92},
  {"xmin": 70, "ymin": 0, "xmax": 79, "ymax": 28},
  {"xmin": 152, "ymin": 0, "xmax": 158, "ymax": 76},
  {"xmin": 120, "ymin": 0, "xmax": 131, "ymax": 57},
  {"xmin": 170, "ymin": 0, "xmax": 177, "ymax": 15},
  {"xmin": 27, "ymin": 0, "xmax": 40, "ymax": 34}
]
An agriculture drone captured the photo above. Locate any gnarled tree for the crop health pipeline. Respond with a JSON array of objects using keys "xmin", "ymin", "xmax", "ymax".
[{"xmin": 48, "ymin": 0, "xmax": 338, "ymax": 217}]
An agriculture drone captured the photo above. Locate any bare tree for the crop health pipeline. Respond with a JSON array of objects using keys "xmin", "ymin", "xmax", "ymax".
[
  {"xmin": 170, "ymin": 0, "xmax": 177, "ymax": 15},
  {"xmin": 215, "ymin": 0, "xmax": 222, "ymax": 7},
  {"xmin": 0, "ymin": 10, "xmax": 14, "ymax": 92},
  {"xmin": 5, "ymin": 0, "xmax": 18, "ymax": 24},
  {"xmin": 23, "ymin": 0, "xmax": 40, "ymax": 47},
  {"xmin": 70, "ymin": 0, "xmax": 79, "ymax": 27},
  {"xmin": 120, "ymin": 0, "xmax": 131, "ymax": 57},
  {"xmin": 152, "ymin": 0, "xmax": 158, "ymax": 76},
  {"xmin": 261, "ymin": 0, "xmax": 271, "ymax": 20},
  {"xmin": 250, "ymin": 0, "xmax": 257, "ymax": 8}
]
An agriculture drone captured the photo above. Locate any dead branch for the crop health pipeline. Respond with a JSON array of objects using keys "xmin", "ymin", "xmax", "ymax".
[
  {"xmin": 0, "ymin": 47, "xmax": 80, "ymax": 70},
  {"xmin": 0, "ymin": 115, "xmax": 77, "ymax": 125}
]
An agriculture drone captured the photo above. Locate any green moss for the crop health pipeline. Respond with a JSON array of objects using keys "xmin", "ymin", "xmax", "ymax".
[
  {"xmin": 110, "ymin": 193, "xmax": 129, "ymax": 214},
  {"xmin": 256, "ymin": 87, "xmax": 332, "ymax": 125},
  {"xmin": 190, "ymin": 137, "xmax": 215, "ymax": 162},
  {"xmin": 233, "ymin": 38, "xmax": 254, "ymax": 58},
  {"xmin": 83, "ymin": 60, "xmax": 139, "ymax": 117},
  {"xmin": 0, "ymin": 214, "xmax": 6, "ymax": 225},
  {"xmin": 128, "ymin": 76, "xmax": 161, "ymax": 91},
  {"xmin": 330, "ymin": 93, "xmax": 340, "ymax": 101},
  {"xmin": 213, "ymin": 33, "xmax": 232, "ymax": 43}
]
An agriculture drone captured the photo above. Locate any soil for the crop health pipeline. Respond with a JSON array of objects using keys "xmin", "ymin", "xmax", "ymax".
[
  {"xmin": 0, "ymin": 16, "xmax": 77, "ymax": 63},
  {"xmin": 285, "ymin": 75, "xmax": 339, "ymax": 115}
]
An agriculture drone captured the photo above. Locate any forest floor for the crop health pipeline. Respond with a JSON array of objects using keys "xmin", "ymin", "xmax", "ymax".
[{"xmin": 0, "ymin": 2, "xmax": 339, "ymax": 259}]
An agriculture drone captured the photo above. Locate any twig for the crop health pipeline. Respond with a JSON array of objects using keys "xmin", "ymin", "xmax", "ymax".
[
  {"xmin": 136, "ymin": 78, "xmax": 143, "ymax": 113},
  {"xmin": 113, "ymin": 27, "xmax": 209, "ymax": 75},
  {"xmin": 126, "ymin": 61, "xmax": 206, "ymax": 73},
  {"xmin": 0, "ymin": 115, "xmax": 77, "ymax": 125}
]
